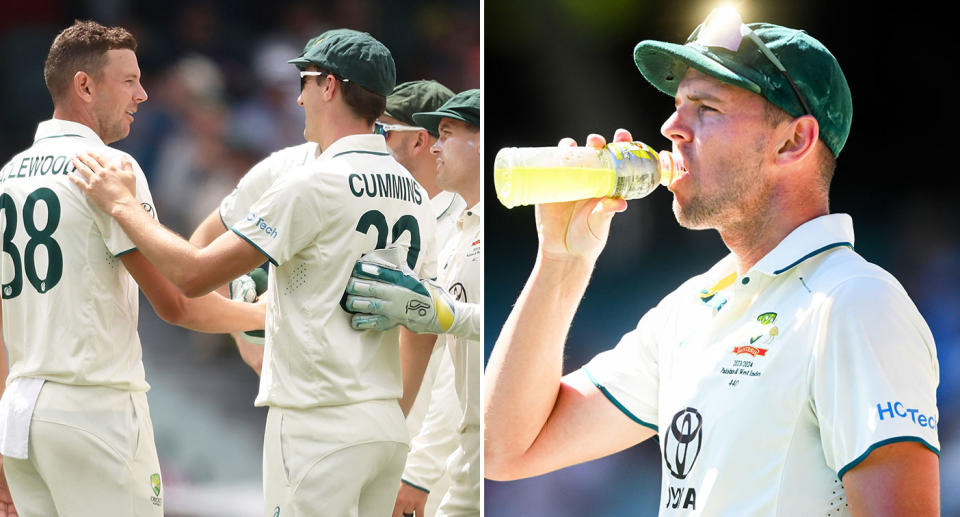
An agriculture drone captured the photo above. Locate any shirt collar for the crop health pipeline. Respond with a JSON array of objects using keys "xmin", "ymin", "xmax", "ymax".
[
  {"xmin": 34, "ymin": 119, "xmax": 104, "ymax": 146},
  {"xmin": 751, "ymin": 213, "xmax": 855, "ymax": 276},
  {"xmin": 319, "ymin": 134, "xmax": 391, "ymax": 159}
]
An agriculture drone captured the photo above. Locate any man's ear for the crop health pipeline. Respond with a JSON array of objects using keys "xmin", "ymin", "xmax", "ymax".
[
  {"xmin": 74, "ymin": 71, "xmax": 94, "ymax": 103},
  {"xmin": 412, "ymin": 130, "xmax": 431, "ymax": 156},
  {"xmin": 775, "ymin": 115, "xmax": 818, "ymax": 166}
]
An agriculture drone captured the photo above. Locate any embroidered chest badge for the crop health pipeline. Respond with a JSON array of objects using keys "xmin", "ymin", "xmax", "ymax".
[
  {"xmin": 722, "ymin": 312, "xmax": 781, "ymax": 387},
  {"xmin": 732, "ymin": 312, "xmax": 780, "ymax": 357}
]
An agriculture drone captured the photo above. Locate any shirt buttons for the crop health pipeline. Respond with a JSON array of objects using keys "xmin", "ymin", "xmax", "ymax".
[{"xmin": 741, "ymin": 277, "xmax": 750, "ymax": 285}]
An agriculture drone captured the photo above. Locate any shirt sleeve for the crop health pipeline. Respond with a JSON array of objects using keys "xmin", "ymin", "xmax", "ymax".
[
  {"xmin": 579, "ymin": 301, "xmax": 666, "ymax": 432},
  {"xmin": 402, "ymin": 351, "xmax": 460, "ymax": 491},
  {"xmin": 230, "ymin": 169, "xmax": 320, "ymax": 267},
  {"xmin": 813, "ymin": 275, "xmax": 940, "ymax": 479},
  {"xmin": 89, "ymin": 154, "xmax": 157, "ymax": 256},
  {"xmin": 219, "ymin": 152, "xmax": 281, "ymax": 230}
]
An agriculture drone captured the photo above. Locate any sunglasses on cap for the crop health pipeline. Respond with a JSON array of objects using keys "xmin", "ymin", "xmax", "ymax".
[
  {"xmin": 373, "ymin": 121, "xmax": 426, "ymax": 138},
  {"xmin": 299, "ymin": 70, "xmax": 350, "ymax": 91},
  {"xmin": 689, "ymin": 7, "xmax": 812, "ymax": 116}
]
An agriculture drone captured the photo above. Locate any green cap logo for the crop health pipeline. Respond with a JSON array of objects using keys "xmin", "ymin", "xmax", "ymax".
[{"xmin": 151, "ymin": 473, "xmax": 161, "ymax": 496}]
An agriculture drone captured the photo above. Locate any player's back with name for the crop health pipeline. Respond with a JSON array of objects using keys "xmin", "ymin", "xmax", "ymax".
[{"xmin": 0, "ymin": 134, "xmax": 153, "ymax": 391}]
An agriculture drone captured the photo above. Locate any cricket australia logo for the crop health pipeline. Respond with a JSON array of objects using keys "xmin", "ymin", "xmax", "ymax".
[
  {"xmin": 733, "ymin": 312, "xmax": 780, "ymax": 357},
  {"xmin": 150, "ymin": 473, "xmax": 162, "ymax": 506},
  {"xmin": 663, "ymin": 407, "xmax": 703, "ymax": 480}
]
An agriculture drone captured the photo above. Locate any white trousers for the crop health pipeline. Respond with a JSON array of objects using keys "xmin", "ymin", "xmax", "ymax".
[
  {"xmin": 4, "ymin": 382, "xmax": 163, "ymax": 517},
  {"xmin": 263, "ymin": 402, "xmax": 408, "ymax": 517}
]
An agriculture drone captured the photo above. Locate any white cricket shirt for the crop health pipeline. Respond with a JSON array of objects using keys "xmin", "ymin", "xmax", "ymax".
[
  {"xmin": 219, "ymin": 142, "xmax": 319, "ymax": 227},
  {"xmin": 231, "ymin": 134, "xmax": 438, "ymax": 409},
  {"xmin": 581, "ymin": 214, "xmax": 939, "ymax": 516},
  {"xmin": 0, "ymin": 119, "xmax": 157, "ymax": 391}
]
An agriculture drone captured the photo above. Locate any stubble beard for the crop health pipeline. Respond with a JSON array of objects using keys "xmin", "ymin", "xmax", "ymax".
[{"xmin": 673, "ymin": 146, "xmax": 768, "ymax": 231}]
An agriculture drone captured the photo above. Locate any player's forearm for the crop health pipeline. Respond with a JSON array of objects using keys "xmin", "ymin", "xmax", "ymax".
[
  {"xmin": 484, "ymin": 252, "xmax": 595, "ymax": 466},
  {"xmin": 176, "ymin": 293, "xmax": 265, "ymax": 334},
  {"xmin": 399, "ymin": 329, "xmax": 438, "ymax": 416},
  {"xmin": 189, "ymin": 208, "xmax": 227, "ymax": 247},
  {"xmin": 110, "ymin": 198, "xmax": 224, "ymax": 296}
]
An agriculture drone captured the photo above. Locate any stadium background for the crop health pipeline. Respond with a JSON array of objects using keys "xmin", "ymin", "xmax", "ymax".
[
  {"xmin": 0, "ymin": 1, "xmax": 478, "ymax": 515},
  {"xmin": 484, "ymin": 0, "xmax": 959, "ymax": 515}
]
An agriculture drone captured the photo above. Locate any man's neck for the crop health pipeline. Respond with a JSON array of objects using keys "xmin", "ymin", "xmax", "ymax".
[
  {"xmin": 719, "ymin": 203, "xmax": 828, "ymax": 275},
  {"xmin": 51, "ymin": 106, "xmax": 98, "ymax": 138}
]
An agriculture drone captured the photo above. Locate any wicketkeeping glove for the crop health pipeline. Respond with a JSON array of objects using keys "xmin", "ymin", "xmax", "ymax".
[
  {"xmin": 230, "ymin": 267, "xmax": 268, "ymax": 345},
  {"xmin": 344, "ymin": 248, "xmax": 457, "ymax": 334}
]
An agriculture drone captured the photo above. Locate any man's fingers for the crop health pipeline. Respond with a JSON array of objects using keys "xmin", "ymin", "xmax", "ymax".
[
  {"xmin": 557, "ymin": 137, "xmax": 577, "ymax": 147},
  {"xmin": 585, "ymin": 133, "xmax": 606, "ymax": 149},
  {"xmin": 70, "ymin": 156, "xmax": 95, "ymax": 180},
  {"xmin": 613, "ymin": 128, "xmax": 633, "ymax": 143}
]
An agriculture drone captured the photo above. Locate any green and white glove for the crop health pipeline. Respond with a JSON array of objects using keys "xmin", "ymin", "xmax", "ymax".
[
  {"xmin": 230, "ymin": 267, "xmax": 268, "ymax": 345},
  {"xmin": 344, "ymin": 248, "xmax": 457, "ymax": 334}
]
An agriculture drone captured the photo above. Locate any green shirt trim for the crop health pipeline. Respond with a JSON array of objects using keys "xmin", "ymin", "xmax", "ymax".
[
  {"xmin": 583, "ymin": 368, "xmax": 658, "ymax": 432},
  {"xmin": 837, "ymin": 435, "xmax": 940, "ymax": 480},
  {"xmin": 230, "ymin": 228, "xmax": 277, "ymax": 266}
]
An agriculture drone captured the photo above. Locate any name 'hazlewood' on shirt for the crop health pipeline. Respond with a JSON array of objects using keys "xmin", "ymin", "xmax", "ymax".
[
  {"xmin": 1, "ymin": 154, "xmax": 75, "ymax": 183},
  {"xmin": 348, "ymin": 173, "xmax": 422, "ymax": 205}
]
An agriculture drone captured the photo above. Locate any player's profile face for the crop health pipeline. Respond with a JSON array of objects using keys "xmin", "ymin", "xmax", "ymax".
[
  {"xmin": 432, "ymin": 118, "xmax": 479, "ymax": 194},
  {"xmin": 90, "ymin": 48, "xmax": 147, "ymax": 145},
  {"xmin": 660, "ymin": 69, "xmax": 776, "ymax": 230}
]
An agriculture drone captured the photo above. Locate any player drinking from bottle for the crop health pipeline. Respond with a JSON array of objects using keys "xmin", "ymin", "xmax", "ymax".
[{"xmin": 484, "ymin": 7, "xmax": 939, "ymax": 515}]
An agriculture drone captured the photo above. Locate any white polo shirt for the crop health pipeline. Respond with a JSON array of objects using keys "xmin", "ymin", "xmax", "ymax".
[
  {"xmin": 581, "ymin": 214, "xmax": 939, "ymax": 516},
  {"xmin": 219, "ymin": 142, "xmax": 319, "ymax": 227},
  {"xmin": 231, "ymin": 134, "xmax": 438, "ymax": 410},
  {"xmin": 0, "ymin": 119, "xmax": 156, "ymax": 391}
]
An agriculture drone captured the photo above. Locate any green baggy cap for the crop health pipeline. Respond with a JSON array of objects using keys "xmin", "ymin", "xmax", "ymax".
[
  {"xmin": 385, "ymin": 80, "xmax": 455, "ymax": 136},
  {"xmin": 412, "ymin": 88, "xmax": 480, "ymax": 135},
  {"xmin": 634, "ymin": 19, "xmax": 852, "ymax": 156},
  {"xmin": 289, "ymin": 28, "xmax": 396, "ymax": 97}
]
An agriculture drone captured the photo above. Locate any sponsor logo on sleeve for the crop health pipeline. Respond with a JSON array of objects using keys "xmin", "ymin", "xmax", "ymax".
[
  {"xmin": 245, "ymin": 212, "xmax": 279, "ymax": 239},
  {"xmin": 876, "ymin": 401, "xmax": 937, "ymax": 430}
]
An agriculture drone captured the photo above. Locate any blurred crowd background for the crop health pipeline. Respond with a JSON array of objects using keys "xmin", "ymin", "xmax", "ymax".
[
  {"xmin": 1, "ymin": 0, "xmax": 478, "ymax": 515},
  {"xmin": 484, "ymin": 0, "xmax": 959, "ymax": 516}
]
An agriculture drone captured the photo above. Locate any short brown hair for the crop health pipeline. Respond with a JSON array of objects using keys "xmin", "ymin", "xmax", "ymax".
[
  {"xmin": 44, "ymin": 20, "xmax": 137, "ymax": 103},
  {"xmin": 308, "ymin": 68, "xmax": 386, "ymax": 125}
]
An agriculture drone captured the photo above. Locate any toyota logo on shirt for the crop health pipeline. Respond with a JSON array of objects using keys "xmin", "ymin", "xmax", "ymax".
[{"xmin": 663, "ymin": 407, "xmax": 703, "ymax": 480}]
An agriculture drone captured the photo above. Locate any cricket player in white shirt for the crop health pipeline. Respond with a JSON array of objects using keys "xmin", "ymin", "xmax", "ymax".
[
  {"xmin": 484, "ymin": 8, "xmax": 939, "ymax": 516},
  {"xmin": 376, "ymin": 79, "xmax": 461, "ymax": 517},
  {"xmin": 346, "ymin": 88, "xmax": 483, "ymax": 517},
  {"xmin": 0, "ymin": 21, "xmax": 264, "ymax": 517},
  {"xmin": 68, "ymin": 28, "xmax": 441, "ymax": 517}
]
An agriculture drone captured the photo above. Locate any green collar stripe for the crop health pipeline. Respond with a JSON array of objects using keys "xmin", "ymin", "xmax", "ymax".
[
  {"xmin": 584, "ymin": 368, "xmax": 658, "ymax": 432},
  {"xmin": 332, "ymin": 150, "xmax": 390, "ymax": 158},
  {"xmin": 34, "ymin": 134, "xmax": 85, "ymax": 143},
  {"xmin": 837, "ymin": 436, "xmax": 940, "ymax": 480},
  {"xmin": 772, "ymin": 241, "xmax": 852, "ymax": 275}
]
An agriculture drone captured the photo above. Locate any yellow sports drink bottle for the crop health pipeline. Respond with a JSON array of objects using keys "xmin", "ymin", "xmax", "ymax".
[{"xmin": 493, "ymin": 141, "xmax": 680, "ymax": 208}]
